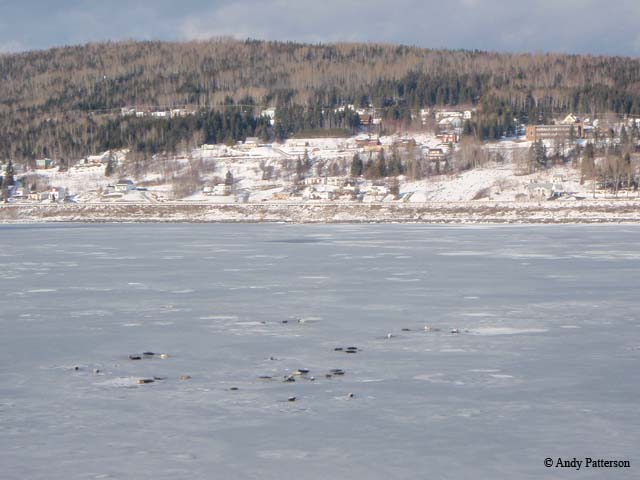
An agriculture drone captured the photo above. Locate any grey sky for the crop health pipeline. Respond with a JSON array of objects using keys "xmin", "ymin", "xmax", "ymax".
[{"xmin": 1, "ymin": 0, "xmax": 639, "ymax": 56}]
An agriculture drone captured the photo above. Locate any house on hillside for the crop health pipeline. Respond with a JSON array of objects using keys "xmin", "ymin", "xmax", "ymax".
[
  {"xmin": 561, "ymin": 113, "xmax": 581, "ymax": 125},
  {"xmin": 115, "ymin": 179, "xmax": 135, "ymax": 192},
  {"xmin": 35, "ymin": 158, "xmax": 54, "ymax": 169},
  {"xmin": 260, "ymin": 108, "xmax": 276, "ymax": 126},
  {"xmin": 427, "ymin": 148, "xmax": 447, "ymax": 163},
  {"xmin": 525, "ymin": 123, "xmax": 583, "ymax": 141},
  {"xmin": 84, "ymin": 152, "xmax": 112, "ymax": 165},
  {"xmin": 271, "ymin": 192, "xmax": 291, "ymax": 200},
  {"xmin": 437, "ymin": 132, "xmax": 459, "ymax": 144},
  {"xmin": 526, "ymin": 113, "xmax": 584, "ymax": 141},
  {"xmin": 438, "ymin": 116, "xmax": 463, "ymax": 130},
  {"xmin": 213, "ymin": 184, "xmax": 230, "ymax": 195},
  {"xmin": 425, "ymin": 148, "xmax": 448, "ymax": 172},
  {"xmin": 435, "ymin": 110, "xmax": 464, "ymax": 121},
  {"xmin": 6, "ymin": 180, "xmax": 26, "ymax": 200},
  {"xmin": 361, "ymin": 185, "xmax": 388, "ymax": 202},
  {"xmin": 170, "ymin": 108, "xmax": 192, "ymax": 118},
  {"xmin": 334, "ymin": 104, "xmax": 356, "ymax": 113},
  {"xmin": 303, "ymin": 177, "xmax": 325, "ymax": 186},
  {"xmin": 355, "ymin": 137, "xmax": 381, "ymax": 148},
  {"xmin": 527, "ymin": 181, "xmax": 565, "ymax": 200},
  {"xmin": 325, "ymin": 176, "xmax": 346, "ymax": 186},
  {"xmin": 29, "ymin": 191, "xmax": 50, "ymax": 201},
  {"xmin": 392, "ymin": 138, "xmax": 416, "ymax": 149},
  {"xmin": 244, "ymin": 137, "xmax": 260, "ymax": 148},
  {"xmin": 311, "ymin": 190, "xmax": 335, "ymax": 201},
  {"xmin": 49, "ymin": 186, "xmax": 66, "ymax": 202},
  {"xmin": 359, "ymin": 114, "xmax": 373, "ymax": 127}
]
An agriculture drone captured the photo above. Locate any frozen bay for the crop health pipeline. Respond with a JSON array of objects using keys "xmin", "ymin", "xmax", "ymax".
[{"xmin": 1, "ymin": 224, "xmax": 638, "ymax": 479}]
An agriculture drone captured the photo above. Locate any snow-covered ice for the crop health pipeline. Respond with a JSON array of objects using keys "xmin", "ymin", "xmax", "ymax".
[{"xmin": 1, "ymin": 224, "xmax": 639, "ymax": 479}]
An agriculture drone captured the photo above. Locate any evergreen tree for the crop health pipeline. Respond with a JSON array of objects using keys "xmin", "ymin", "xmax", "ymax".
[
  {"xmin": 374, "ymin": 149, "xmax": 387, "ymax": 178},
  {"xmin": 350, "ymin": 153, "xmax": 363, "ymax": 177},
  {"xmin": 620, "ymin": 125, "xmax": 629, "ymax": 146},
  {"xmin": 388, "ymin": 147, "xmax": 403, "ymax": 176},
  {"xmin": 462, "ymin": 119, "xmax": 473, "ymax": 136},
  {"xmin": 363, "ymin": 154, "xmax": 374, "ymax": 179},
  {"xmin": 529, "ymin": 140, "xmax": 548, "ymax": 170},
  {"xmin": 406, "ymin": 157, "xmax": 423, "ymax": 181},
  {"xmin": 225, "ymin": 170, "xmax": 234, "ymax": 186},
  {"xmin": 580, "ymin": 142, "xmax": 596, "ymax": 183},
  {"xmin": 631, "ymin": 122, "xmax": 639, "ymax": 141},
  {"xmin": 5, "ymin": 160, "xmax": 15, "ymax": 185},
  {"xmin": 2, "ymin": 160, "xmax": 15, "ymax": 203},
  {"xmin": 295, "ymin": 157, "xmax": 304, "ymax": 183},
  {"xmin": 389, "ymin": 177, "xmax": 400, "ymax": 199},
  {"xmin": 302, "ymin": 149, "xmax": 312, "ymax": 172},
  {"xmin": 105, "ymin": 155, "xmax": 116, "ymax": 177}
]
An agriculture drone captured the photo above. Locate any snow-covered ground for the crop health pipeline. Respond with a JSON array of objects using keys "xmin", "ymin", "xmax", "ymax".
[
  {"xmin": 15, "ymin": 134, "xmax": 638, "ymax": 207},
  {"xmin": 404, "ymin": 164, "xmax": 591, "ymax": 202}
]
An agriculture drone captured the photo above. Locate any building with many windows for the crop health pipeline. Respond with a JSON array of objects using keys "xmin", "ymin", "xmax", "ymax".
[{"xmin": 525, "ymin": 123, "xmax": 583, "ymax": 141}]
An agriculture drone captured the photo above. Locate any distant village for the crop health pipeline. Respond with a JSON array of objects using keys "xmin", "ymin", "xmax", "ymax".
[{"xmin": 2, "ymin": 106, "xmax": 640, "ymax": 205}]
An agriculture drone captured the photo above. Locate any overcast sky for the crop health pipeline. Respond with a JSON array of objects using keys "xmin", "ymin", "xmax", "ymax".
[{"xmin": 1, "ymin": 0, "xmax": 639, "ymax": 57}]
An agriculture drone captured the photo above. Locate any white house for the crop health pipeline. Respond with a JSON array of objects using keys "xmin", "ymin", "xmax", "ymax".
[
  {"xmin": 303, "ymin": 177, "xmax": 325, "ymax": 186},
  {"xmin": 438, "ymin": 117, "xmax": 463, "ymax": 129},
  {"xmin": 86, "ymin": 152, "xmax": 111, "ymax": 165},
  {"xmin": 435, "ymin": 110, "xmax": 464, "ymax": 120},
  {"xmin": 49, "ymin": 187, "xmax": 66, "ymax": 202},
  {"xmin": 325, "ymin": 176, "xmax": 346, "ymax": 186},
  {"xmin": 244, "ymin": 137, "xmax": 260, "ymax": 147},
  {"xmin": 203, "ymin": 184, "xmax": 230, "ymax": 196},
  {"xmin": 29, "ymin": 191, "xmax": 50, "ymax": 201},
  {"xmin": 561, "ymin": 113, "xmax": 581, "ymax": 125},
  {"xmin": 260, "ymin": 108, "xmax": 276, "ymax": 125},
  {"xmin": 527, "ymin": 181, "xmax": 565, "ymax": 200},
  {"xmin": 115, "ymin": 179, "xmax": 135, "ymax": 192},
  {"xmin": 170, "ymin": 108, "xmax": 193, "ymax": 118}
]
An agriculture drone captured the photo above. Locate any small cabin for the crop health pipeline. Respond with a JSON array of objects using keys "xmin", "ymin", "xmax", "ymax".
[{"xmin": 115, "ymin": 179, "xmax": 135, "ymax": 192}]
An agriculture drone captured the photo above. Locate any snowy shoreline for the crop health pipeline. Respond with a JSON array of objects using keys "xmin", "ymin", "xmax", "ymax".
[{"xmin": 2, "ymin": 200, "xmax": 640, "ymax": 224}]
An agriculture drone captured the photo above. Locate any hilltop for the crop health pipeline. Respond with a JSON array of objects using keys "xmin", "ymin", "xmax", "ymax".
[{"xmin": 2, "ymin": 38, "xmax": 640, "ymax": 164}]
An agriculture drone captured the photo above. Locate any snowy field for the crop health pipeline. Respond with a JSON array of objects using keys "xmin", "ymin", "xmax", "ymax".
[{"xmin": 1, "ymin": 224, "xmax": 638, "ymax": 479}]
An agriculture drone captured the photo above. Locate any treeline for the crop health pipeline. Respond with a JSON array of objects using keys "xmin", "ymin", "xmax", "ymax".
[
  {"xmin": 97, "ymin": 109, "xmax": 272, "ymax": 154},
  {"xmin": 275, "ymin": 104, "xmax": 361, "ymax": 139},
  {"xmin": 2, "ymin": 38, "xmax": 640, "ymax": 162},
  {"xmin": 0, "ymin": 108, "xmax": 272, "ymax": 167}
]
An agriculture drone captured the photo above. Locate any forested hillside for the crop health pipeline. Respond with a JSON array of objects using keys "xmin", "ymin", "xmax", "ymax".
[{"xmin": 2, "ymin": 38, "xmax": 640, "ymax": 163}]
